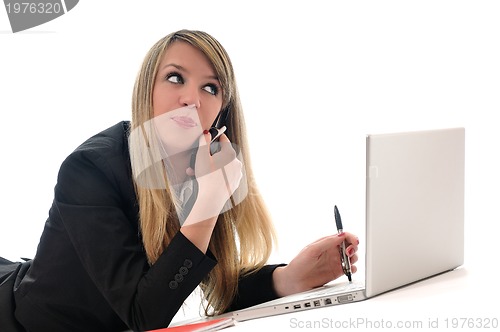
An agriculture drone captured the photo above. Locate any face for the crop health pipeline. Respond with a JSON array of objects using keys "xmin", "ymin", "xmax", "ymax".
[{"xmin": 152, "ymin": 41, "xmax": 223, "ymax": 154}]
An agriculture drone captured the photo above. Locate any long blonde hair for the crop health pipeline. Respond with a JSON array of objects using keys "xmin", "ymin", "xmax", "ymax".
[{"xmin": 129, "ymin": 30, "xmax": 277, "ymax": 315}]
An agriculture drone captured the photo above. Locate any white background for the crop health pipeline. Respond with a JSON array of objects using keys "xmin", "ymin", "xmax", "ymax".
[{"xmin": 1, "ymin": 0, "xmax": 499, "ymax": 324}]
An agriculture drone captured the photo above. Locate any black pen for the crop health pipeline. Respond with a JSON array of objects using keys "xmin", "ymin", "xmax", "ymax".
[{"xmin": 334, "ymin": 205, "xmax": 352, "ymax": 282}]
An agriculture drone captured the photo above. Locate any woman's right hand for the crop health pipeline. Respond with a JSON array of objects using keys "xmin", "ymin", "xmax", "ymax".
[{"xmin": 184, "ymin": 131, "xmax": 243, "ymax": 225}]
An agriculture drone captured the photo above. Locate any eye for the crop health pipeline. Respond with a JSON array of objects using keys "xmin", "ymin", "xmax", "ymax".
[
  {"xmin": 166, "ymin": 72, "xmax": 183, "ymax": 84},
  {"xmin": 202, "ymin": 84, "xmax": 219, "ymax": 96}
]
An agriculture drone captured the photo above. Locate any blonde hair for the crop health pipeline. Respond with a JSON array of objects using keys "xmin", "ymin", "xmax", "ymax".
[{"xmin": 129, "ymin": 30, "xmax": 277, "ymax": 315}]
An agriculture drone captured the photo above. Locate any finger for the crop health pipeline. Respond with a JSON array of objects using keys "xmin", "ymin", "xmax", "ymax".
[
  {"xmin": 305, "ymin": 233, "xmax": 359, "ymax": 262},
  {"xmin": 311, "ymin": 232, "xmax": 357, "ymax": 246},
  {"xmin": 186, "ymin": 167, "xmax": 195, "ymax": 176},
  {"xmin": 306, "ymin": 233, "xmax": 344, "ymax": 247},
  {"xmin": 199, "ymin": 130, "xmax": 211, "ymax": 146},
  {"xmin": 196, "ymin": 131, "xmax": 211, "ymax": 160},
  {"xmin": 349, "ymin": 253, "xmax": 359, "ymax": 265},
  {"xmin": 218, "ymin": 134, "xmax": 235, "ymax": 155},
  {"xmin": 192, "ymin": 131, "xmax": 212, "ymax": 176},
  {"xmin": 218, "ymin": 132, "xmax": 230, "ymax": 143},
  {"xmin": 344, "ymin": 232, "xmax": 360, "ymax": 246},
  {"xmin": 329, "ymin": 232, "xmax": 355, "ymax": 247},
  {"xmin": 214, "ymin": 134, "xmax": 238, "ymax": 165},
  {"xmin": 345, "ymin": 243, "xmax": 358, "ymax": 257},
  {"xmin": 299, "ymin": 234, "xmax": 348, "ymax": 257}
]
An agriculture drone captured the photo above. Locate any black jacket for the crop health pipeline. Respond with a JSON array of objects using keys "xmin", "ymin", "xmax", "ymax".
[{"xmin": 13, "ymin": 122, "xmax": 281, "ymax": 332}]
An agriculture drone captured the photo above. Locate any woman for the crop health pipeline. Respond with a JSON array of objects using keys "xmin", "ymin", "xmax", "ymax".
[{"xmin": 3, "ymin": 30, "xmax": 359, "ymax": 331}]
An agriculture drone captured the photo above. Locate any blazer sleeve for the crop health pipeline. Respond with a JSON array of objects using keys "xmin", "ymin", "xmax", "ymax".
[
  {"xmin": 53, "ymin": 145, "xmax": 216, "ymax": 331},
  {"xmin": 227, "ymin": 263, "xmax": 287, "ymax": 312}
]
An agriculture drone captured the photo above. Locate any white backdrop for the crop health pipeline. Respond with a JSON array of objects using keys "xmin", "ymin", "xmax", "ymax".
[{"xmin": 1, "ymin": 0, "xmax": 499, "ymax": 319}]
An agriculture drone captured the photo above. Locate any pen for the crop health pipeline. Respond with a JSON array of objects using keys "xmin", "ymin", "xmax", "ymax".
[{"xmin": 334, "ymin": 205, "xmax": 352, "ymax": 282}]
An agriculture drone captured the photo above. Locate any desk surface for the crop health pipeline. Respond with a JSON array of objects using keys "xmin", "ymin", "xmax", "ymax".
[
  {"xmin": 233, "ymin": 266, "xmax": 500, "ymax": 331},
  {"xmin": 174, "ymin": 265, "xmax": 498, "ymax": 331}
]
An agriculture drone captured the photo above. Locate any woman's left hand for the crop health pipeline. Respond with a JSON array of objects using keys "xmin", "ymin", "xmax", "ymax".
[{"xmin": 272, "ymin": 232, "xmax": 359, "ymax": 297}]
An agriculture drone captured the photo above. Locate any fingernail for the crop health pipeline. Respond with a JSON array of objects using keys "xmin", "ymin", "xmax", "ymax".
[
  {"xmin": 338, "ymin": 232, "xmax": 346, "ymax": 237},
  {"xmin": 203, "ymin": 129, "xmax": 209, "ymax": 135},
  {"xmin": 347, "ymin": 247, "xmax": 354, "ymax": 256}
]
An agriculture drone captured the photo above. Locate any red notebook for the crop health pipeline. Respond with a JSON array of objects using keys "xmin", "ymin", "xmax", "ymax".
[{"xmin": 148, "ymin": 317, "xmax": 235, "ymax": 332}]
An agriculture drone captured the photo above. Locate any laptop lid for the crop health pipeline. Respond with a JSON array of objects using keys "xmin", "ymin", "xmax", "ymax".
[
  {"xmin": 231, "ymin": 127, "xmax": 465, "ymax": 321},
  {"xmin": 365, "ymin": 127, "xmax": 465, "ymax": 297}
]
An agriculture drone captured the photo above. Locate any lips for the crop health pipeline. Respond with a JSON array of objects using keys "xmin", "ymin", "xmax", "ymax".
[{"xmin": 171, "ymin": 116, "xmax": 197, "ymax": 129}]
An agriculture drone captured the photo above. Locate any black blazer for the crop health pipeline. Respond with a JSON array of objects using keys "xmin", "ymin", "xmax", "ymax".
[{"xmin": 13, "ymin": 122, "xmax": 281, "ymax": 332}]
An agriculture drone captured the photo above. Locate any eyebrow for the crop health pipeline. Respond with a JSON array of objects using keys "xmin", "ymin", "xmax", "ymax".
[
  {"xmin": 161, "ymin": 63, "xmax": 219, "ymax": 81},
  {"xmin": 161, "ymin": 63, "xmax": 184, "ymax": 72}
]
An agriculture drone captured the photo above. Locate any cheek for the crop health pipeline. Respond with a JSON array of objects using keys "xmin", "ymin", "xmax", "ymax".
[
  {"xmin": 199, "ymin": 109, "xmax": 220, "ymax": 129},
  {"xmin": 152, "ymin": 88, "xmax": 176, "ymax": 117},
  {"xmin": 203, "ymin": 99, "xmax": 224, "ymax": 127},
  {"xmin": 152, "ymin": 91, "xmax": 163, "ymax": 117}
]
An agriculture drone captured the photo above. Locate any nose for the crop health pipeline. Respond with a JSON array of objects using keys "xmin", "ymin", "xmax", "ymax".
[{"xmin": 179, "ymin": 85, "xmax": 201, "ymax": 109}]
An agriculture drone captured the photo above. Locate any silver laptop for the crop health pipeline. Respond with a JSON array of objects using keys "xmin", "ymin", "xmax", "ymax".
[{"xmin": 232, "ymin": 127, "xmax": 465, "ymax": 321}]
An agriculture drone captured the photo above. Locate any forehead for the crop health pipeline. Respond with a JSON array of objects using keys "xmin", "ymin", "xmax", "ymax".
[{"xmin": 160, "ymin": 41, "xmax": 217, "ymax": 76}]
